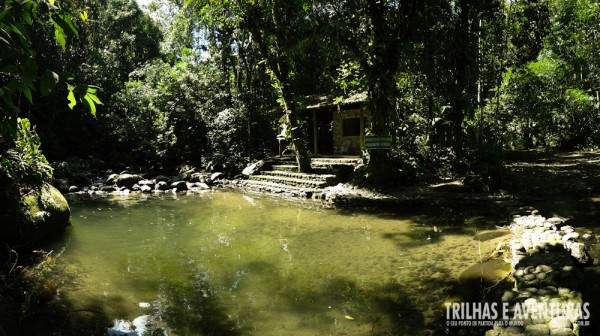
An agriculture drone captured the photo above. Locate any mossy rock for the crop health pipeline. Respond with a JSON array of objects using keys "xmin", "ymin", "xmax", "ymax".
[
  {"xmin": 456, "ymin": 259, "xmax": 513, "ymax": 301},
  {"xmin": 0, "ymin": 183, "xmax": 70, "ymax": 246},
  {"xmin": 460, "ymin": 259, "xmax": 512, "ymax": 284}
]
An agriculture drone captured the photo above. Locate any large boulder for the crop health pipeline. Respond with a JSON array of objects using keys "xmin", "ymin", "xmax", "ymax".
[
  {"xmin": 156, "ymin": 181, "xmax": 170, "ymax": 191},
  {"xmin": 170, "ymin": 181, "xmax": 188, "ymax": 191},
  {"xmin": 138, "ymin": 179, "xmax": 156, "ymax": 189},
  {"xmin": 105, "ymin": 173, "xmax": 119, "ymax": 185},
  {"xmin": 190, "ymin": 172, "xmax": 203, "ymax": 183},
  {"xmin": 116, "ymin": 174, "xmax": 142, "ymax": 188},
  {"xmin": 242, "ymin": 160, "xmax": 265, "ymax": 176},
  {"xmin": 0, "ymin": 183, "xmax": 70, "ymax": 246},
  {"xmin": 100, "ymin": 185, "xmax": 116, "ymax": 192},
  {"xmin": 155, "ymin": 175, "xmax": 170, "ymax": 183},
  {"xmin": 172, "ymin": 170, "xmax": 194, "ymax": 182},
  {"xmin": 208, "ymin": 172, "xmax": 223, "ymax": 184}
]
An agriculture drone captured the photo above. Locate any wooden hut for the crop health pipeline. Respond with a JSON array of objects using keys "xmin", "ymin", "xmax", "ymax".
[{"xmin": 298, "ymin": 92, "xmax": 369, "ymax": 156}]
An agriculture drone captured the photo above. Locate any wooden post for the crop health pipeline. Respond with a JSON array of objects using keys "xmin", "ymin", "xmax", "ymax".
[{"xmin": 312, "ymin": 109, "xmax": 318, "ymax": 155}]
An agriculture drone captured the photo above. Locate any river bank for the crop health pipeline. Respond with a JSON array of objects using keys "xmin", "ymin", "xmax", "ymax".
[{"xmin": 4, "ymin": 150, "xmax": 600, "ymax": 335}]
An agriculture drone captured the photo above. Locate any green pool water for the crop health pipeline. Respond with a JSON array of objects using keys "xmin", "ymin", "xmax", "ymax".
[{"xmin": 41, "ymin": 191, "xmax": 507, "ymax": 335}]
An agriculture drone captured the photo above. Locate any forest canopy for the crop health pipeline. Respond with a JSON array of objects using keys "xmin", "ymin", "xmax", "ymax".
[{"xmin": 2, "ymin": 0, "xmax": 599, "ymax": 186}]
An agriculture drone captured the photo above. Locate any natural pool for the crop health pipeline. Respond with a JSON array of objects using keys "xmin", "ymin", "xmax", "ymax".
[{"xmin": 35, "ymin": 191, "xmax": 509, "ymax": 335}]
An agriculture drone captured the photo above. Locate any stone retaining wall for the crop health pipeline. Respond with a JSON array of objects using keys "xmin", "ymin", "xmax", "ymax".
[{"xmin": 485, "ymin": 213, "xmax": 593, "ymax": 336}]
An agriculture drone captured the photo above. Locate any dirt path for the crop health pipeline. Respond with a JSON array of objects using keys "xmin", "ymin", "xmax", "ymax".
[
  {"xmin": 504, "ymin": 150, "xmax": 600, "ymax": 336},
  {"xmin": 505, "ymin": 150, "xmax": 600, "ymax": 199}
]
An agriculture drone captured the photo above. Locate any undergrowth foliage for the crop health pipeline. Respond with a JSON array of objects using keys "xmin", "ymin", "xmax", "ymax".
[{"xmin": 0, "ymin": 118, "xmax": 52, "ymax": 189}]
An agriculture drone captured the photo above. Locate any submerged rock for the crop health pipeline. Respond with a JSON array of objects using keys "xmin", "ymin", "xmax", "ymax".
[
  {"xmin": 106, "ymin": 315, "xmax": 149, "ymax": 336},
  {"xmin": 474, "ymin": 230, "xmax": 510, "ymax": 242},
  {"xmin": 459, "ymin": 259, "xmax": 512, "ymax": 284}
]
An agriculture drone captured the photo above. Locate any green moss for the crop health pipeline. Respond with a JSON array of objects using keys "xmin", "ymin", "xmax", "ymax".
[
  {"xmin": 460, "ymin": 259, "xmax": 512, "ymax": 284},
  {"xmin": 22, "ymin": 194, "xmax": 42, "ymax": 225},
  {"xmin": 1, "ymin": 183, "xmax": 70, "ymax": 246},
  {"xmin": 41, "ymin": 183, "xmax": 69, "ymax": 213}
]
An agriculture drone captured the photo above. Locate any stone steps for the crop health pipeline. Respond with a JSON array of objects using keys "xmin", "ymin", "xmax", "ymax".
[
  {"xmin": 239, "ymin": 157, "xmax": 357, "ymax": 197},
  {"xmin": 259, "ymin": 170, "xmax": 337, "ymax": 183},
  {"xmin": 270, "ymin": 158, "xmax": 363, "ymax": 172},
  {"xmin": 310, "ymin": 157, "xmax": 363, "ymax": 168},
  {"xmin": 271, "ymin": 164, "xmax": 299, "ymax": 172},
  {"xmin": 240, "ymin": 180, "xmax": 320, "ymax": 198},
  {"xmin": 249, "ymin": 174, "xmax": 331, "ymax": 189}
]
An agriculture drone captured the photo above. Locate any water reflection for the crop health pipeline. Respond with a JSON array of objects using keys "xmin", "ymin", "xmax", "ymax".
[{"xmin": 37, "ymin": 191, "xmax": 507, "ymax": 335}]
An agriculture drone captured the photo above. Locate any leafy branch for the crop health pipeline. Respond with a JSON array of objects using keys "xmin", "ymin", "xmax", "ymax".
[{"xmin": 1, "ymin": 0, "xmax": 101, "ymax": 145}]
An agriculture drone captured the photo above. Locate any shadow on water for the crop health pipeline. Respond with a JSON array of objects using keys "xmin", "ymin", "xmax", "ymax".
[
  {"xmin": 341, "ymin": 201, "xmax": 508, "ymax": 249},
  {"xmin": 260, "ymin": 271, "xmax": 429, "ymax": 335},
  {"xmin": 580, "ymin": 266, "xmax": 600, "ymax": 336},
  {"xmin": 3, "ymin": 277, "xmax": 243, "ymax": 336},
  {"xmin": 153, "ymin": 280, "xmax": 243, "ymax": 336},
  {"xmin": 0, "ymin": 267, "xmax": 114, "ymax": 336},
  {"xmin": 337, "ymin": 203, "xmax": 517, "ymax": 335}
]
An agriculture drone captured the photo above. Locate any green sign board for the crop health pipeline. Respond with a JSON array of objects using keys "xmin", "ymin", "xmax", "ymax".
[{"xmin": 364, "ymin": 135, "xmax": 392, "ymax": 149}]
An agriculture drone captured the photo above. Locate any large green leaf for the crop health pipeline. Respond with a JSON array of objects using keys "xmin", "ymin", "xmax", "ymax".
[
  {"xmin": 22, "ymin": 86, "xmax": 33, "ymax": 104},
  {"xmin": 82, "ymin": 94, "xmax": 96, "ymax": 116},
  {"xmin": 22, "ymin": 60, "xmax": 36, "ymax": 87},
  {"xmin": 61, "ymin": 15, "xmax": 79, "ymax": 38},
  {"xmin": 0, "ymin": 9, "xmax": 10, "ymax": 22},
  {"xmin": 40, "ymin": 70, "xmax": 59, "ymax": 96},
  {"xmin": 67, "ymin": 85, "xmax": 76, "ymax": 109},
  {"xmin": 86, "ymin": 86, "xmax": 102, "ymax": 104},
  {"xmin": 0, "ymin": 65, "xmax": 18, "ymax": 73},
  {"xmin": 51, "ymin": 13, "xmax": 78, "ymax": 38},
  {"xmin": 22, "ymin": 1, "xmax": 34, "ymax": 25},
  {"xmin": 81, "ymin": 86, "xmax": 102, "ymax": 116},
  {"xmin": 7, "ymin": 22, "xmax": 30, "ymax": 50},
  {"xmin": 52, "ymin": 23, "xmax": 66, "ymax": 50}
]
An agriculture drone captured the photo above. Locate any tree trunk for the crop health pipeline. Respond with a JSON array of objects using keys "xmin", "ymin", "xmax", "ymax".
[
  {"xmin": 243, "ymin": 4, "xmax": 312, "ymax": 173},
  {"xmin": 364, "ymin": 0, "xmax": 404, "ymax": 185},
  {"xmin": 278, "ymin": 86, "xmax": 311, "ymax": 172},
  {"xmin": 451, "ymin": 0, "xmax": 477, "ymax": 157},
  {"xmin": 366, "ymin": 82, "xmax": 392, "ymax": 184}
]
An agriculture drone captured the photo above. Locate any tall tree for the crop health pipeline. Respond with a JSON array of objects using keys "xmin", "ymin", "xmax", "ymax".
[
  {"xmin": 239, "ymin": 0, "xmax": 315, "ymax": 172},
  {"xmin": 331, "ymin": 0, "xmax": 421, "ymax": 183},
  {"xmin": 188, "ymin": 0, "xmax": 355, "ymax": 172}
]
